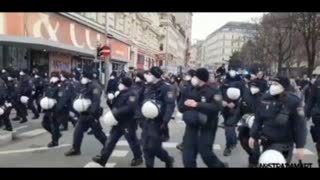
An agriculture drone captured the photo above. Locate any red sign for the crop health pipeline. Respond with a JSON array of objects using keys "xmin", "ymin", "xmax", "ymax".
[{"xmin": 99, "ymin": 45, "xmax": 111, "ymax": 58}]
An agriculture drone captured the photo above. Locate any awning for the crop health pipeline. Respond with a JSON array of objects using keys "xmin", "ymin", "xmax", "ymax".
[{"xmin": 0, "ymin": 35, "xmax": 95, "ymax": 58}]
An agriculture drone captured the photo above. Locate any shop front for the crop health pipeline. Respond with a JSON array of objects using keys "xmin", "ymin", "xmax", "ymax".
[
  {"xmin": 0, "ymin": 13, "xmax": 106, "ymax": 75},
  {"xmin": 109, "ymin": 39, "xmax": 130, "ymax": 76}
]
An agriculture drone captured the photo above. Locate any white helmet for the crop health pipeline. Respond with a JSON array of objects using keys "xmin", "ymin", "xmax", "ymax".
[
  {"xmin": 229, "ymin": 70, "xmax": 237, "ymax": 78},
  {"xmin": 0, "ymin": 107, "xmax": 4, "ymax": 116},
  {"xmin": 141, "ymin": 100, "xmax": 160, "ymax": 119},
  {"xmin": 101, "ymin": 111, "xmax": 118, "ymax": 127},
  {"xmin": 242, "ymin": 114, "xmax": 255, "ymax": 128},
  {"xmin": 20, "ymin": 96, "xmax": 29, "ymax": 104},
  {"xmin": 259, "ymin": 149, "xmax": 286, "ymax": 165},
  {"xmin": 107, "ymin": 93, "xmax": 115, "ymax": 100},
  {"xmin": 40, "ymin": 97, "xmax": 57, "ymax": 110},
  {"xmin": 73, "ymin": 98, "xmax": 92, "ymax": 113},
  {"xmin": 227, "ymin": 87, "xmax": 241, "ymax": 100}
]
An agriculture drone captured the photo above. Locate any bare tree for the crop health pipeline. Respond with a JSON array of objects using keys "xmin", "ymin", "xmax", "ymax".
[{"xmin": 292, "ymin": 13, "xmax": 320, "ymax": 77}]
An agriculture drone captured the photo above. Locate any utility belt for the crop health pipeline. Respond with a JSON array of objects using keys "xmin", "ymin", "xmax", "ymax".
[{"xmin": 260, "ymin": 134, "xmax": 293, "ymax": 149}]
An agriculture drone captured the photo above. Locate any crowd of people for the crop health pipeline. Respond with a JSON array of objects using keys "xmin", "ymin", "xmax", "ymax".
[{"xmin": 0, "ymin": 64, "xmax": 319, "ymax": 168}]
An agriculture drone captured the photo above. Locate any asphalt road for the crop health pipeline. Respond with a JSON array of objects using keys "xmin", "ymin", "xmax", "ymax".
[{"xmin": 0, "ymin": 112, "xmax": 318, "ymax": 168}]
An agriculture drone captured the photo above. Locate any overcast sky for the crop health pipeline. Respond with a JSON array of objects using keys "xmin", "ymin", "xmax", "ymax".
[{"xmin": 192, "ymin": 13, "xmax": 264, "ymax": 41}]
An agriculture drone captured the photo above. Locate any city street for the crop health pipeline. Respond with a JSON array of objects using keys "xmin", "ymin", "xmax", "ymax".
[{"xmin": 0, "ymin": 110, "xmax": 318, "ymax": 168}]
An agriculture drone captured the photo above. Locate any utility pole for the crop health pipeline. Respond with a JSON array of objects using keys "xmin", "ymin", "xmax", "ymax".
[{"xmin": 104, "ymin": 13, "xmax": 113, "ymax": 91}]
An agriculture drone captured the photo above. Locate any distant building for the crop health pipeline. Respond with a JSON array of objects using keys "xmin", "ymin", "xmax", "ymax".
[{"xmin": 203, "ymin": 22, "xmax": 256, "ymax": 70}]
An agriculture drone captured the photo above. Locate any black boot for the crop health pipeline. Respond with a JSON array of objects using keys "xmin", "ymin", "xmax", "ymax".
[
  {"xmin": 92, "ymin": 155, "xmax": 106, "ymax": 166},
  {"xmin": 19, "ymin": 117, "xmax": 28, "ymax": 124},
  {"xmin": 65, "ymin": 148, "xmax": 81, "ymax": 156},
  {"xmin": 165, "ymin": 157, "xmax": 174, "ymax": 168},
  {"xmin": 12, "ymin": 117, "xmax": 20, "ymax": 121},
  {"xmin": 48, "ymin": 141, "xmax": 59, "ymax": 148},
  {"xmin": 4, "ymin": 127, "xmax": 13, "ymax": 132},
  {"xmin": 223, "ymin": 147, "xmax": 232, "ymax": 156},
  {"xmin": 176, "ymin": 143, "xmax": 183, "ymax": 152},
  {"xmin": 32, "ymin": 114, "xmax": 39, "ymax": 120},
  {"xmin": 130, "ymin": 158, "xmax": 143, "ymax": 167}
]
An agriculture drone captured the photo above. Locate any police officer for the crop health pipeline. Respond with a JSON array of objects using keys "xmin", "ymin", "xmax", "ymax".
[
  {"xmin": 65, "ymin": 70, "xmax": 107, "ymax": 156},
  {"xmin": 131, "ymin": 72, "xmax": 147, "ymax": 129},
  {"xmin": 249, "ymin": 77, "xmax": 307, "ymax": 163},
  {"xmin": 58, "ymin": 71, "xmax": 76, "ymax": 131},
  {"xmin": 41, "ymin": 72, "xmax": 62, "ymax": 147},
  {"xmin": 139, "ymin": 67, "xmax": 175, "ymax": 168},
  {"xmin": 105, "ymin": 71, "xmax": 119, "ymax": 108},
  {"xmin": 0, "ymin": 75, "xmax": 12, "ymax": 131},
  {"xmin": 1, "ymin": 69, "xmax": 9, "ymax": 84},
  {"xmin": 221, "ymin": 82, "xmax": 242, "ymax": 156},
  {"xmin": 32, "ymin": 70, "xmax": 45, "ymax": 113},
  {"xmin": 92, "ymin": 77, "xmax": 143, "ymax": 167},
  {"xmin": 255, "ymin": 71, "xmax": 268, "ymax": 93},
  {"xmin": 176, "ymin": 69, "xmax": 196, "ymax": 152},
  {"xmin": 305, "ymin": 74, "xmax": 320, "ymax": 166},
  {"xmin": 178, "ymin": 68, "xmax": 226, "ymax": 168},
  {"xmin": 19, "ymin": 69, "xmax": 39, "ymax": 120},
  {"xmin": 236, "ymin": 79, "xmax": 263, "ymax": 167}
]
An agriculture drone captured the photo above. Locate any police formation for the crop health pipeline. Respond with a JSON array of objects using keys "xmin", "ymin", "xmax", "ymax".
[{"xmin": 0, "ymin": 65, "xmax": 317, "ymax": 168}]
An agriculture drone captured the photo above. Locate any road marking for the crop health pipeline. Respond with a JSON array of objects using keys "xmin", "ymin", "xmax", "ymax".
[
  {"xmin": 0, "ymin": 144, "xmax": 71, "ymax": 155},
  {"xmin": 116, "ymin": 140, "xmax": 221, "ymax": 150},
  {"xmin": 105, "ymin": 163, "xmax": 117, "ymax": 168},
  {"xmin": 293, "ymin": 148, "xmax": 314, "ymax": 155},
  {"xmin": 14, "ymin": 125, "xmax": 28, "ymax": 131},
  {"xmin": 84, "ymin": 162, "xmax": 103, "ymax": 168},
  {"xmin": 17, "ymin": 129, "xmax": 47, "ymax": 138},
  {"xmin": 84, "ymin": 162, "xmax": 116, "ymax": 168},
  {"xmin": 163, "ymin": 142, "xmax": 178, "ymax": 148},
  {"xmin": 111, "ymin": 150, "xmax": 128, "ymax": 157}
]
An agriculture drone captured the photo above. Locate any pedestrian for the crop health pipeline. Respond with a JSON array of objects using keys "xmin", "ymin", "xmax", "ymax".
[
  {"xmin": 106, "ymin": 71, "xmax": 119, "ymax": 108},
  {"xmin": 139, "ymin": 66, "xmax": 175, "ymax": 168},
  {"xmin": 249, "ymin": 77, "xmax": 306, "ymax": 163},
  {"xmin": 32, "ymin": 69, "xmax": 45, "ymax": 113},
  {"xmin": 92, "ymin": 77, "xmax": 143, "ymax": 167},
  {"xmin": 178, "ymin": 68, "xmax": 226, "ymax": 168},
  {"xmin": 131, "ymin": 72, "xmax": 147, "ymax": 129},
  {"xmin": 0, "ymin": 75, "xmax": 12, "ymax": 131},
  {"xmin": 64, "ymin": 70, "xmax": 107, "ymax": 156}
]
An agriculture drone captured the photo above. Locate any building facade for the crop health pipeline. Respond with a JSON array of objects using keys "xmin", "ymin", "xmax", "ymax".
[
  {"xmin": 202, "ymin": 22, "xmax": 255, "ymax": 70},
  {"xmin": 0, "ymin": 12, "xmax": 191, "ymax": 79}
]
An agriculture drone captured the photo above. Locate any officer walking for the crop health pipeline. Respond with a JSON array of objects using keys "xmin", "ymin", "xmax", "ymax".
[
  {"xmin": 92, "ymin": 77, "xmax": 143, "ymax": 167},
  {"xmin": 19, "ymin": 69, "xmax": 39, "ymax": 120},
  {"xmin": 139, "ymin": 67, "xmax": 175, "ymax": 168},
  {"xmin": 32, "ymin": 70, "xmax": 45, "ymax": 113},
  {"xmin": 131, "ymin": 72, "xmax": 147, "ymax": 129},
  {"xmin": 58, "ymin": 71, "xmax": 76, "ymax": 131},
  {"xmin": 105, "ymin": 71, "xmax": 119, "ymax": 108},
  {"xmin": 65, "ymin": 70, "xmax": 107, "ymax": 156},
  {"xmin": 305, "ymin": 74, "xmax": 320, "ymax": 167},
  {"xmin": 178, "ymin": 68, "xmax": 226, "ymax": 168},
  {"xmin": 0, "ymin": 76, "xmax": 12, "ymax": 131},
  {"xmin": 236, "ymin": 79, "xmax": 263, "ymax": 167},
  {"xmin": 176, "ymin": 69, "xmax": 196, "ymax": 152},
  {"xmin": 41, "ymin": 72, "xmax": 62, "ymax": 147},
  {"xmin": 249, "ymin": 77, "xmax": 307, "ymax": 163}
]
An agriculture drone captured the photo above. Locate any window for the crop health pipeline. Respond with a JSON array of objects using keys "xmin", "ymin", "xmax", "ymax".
[{"xmin": 137, "ymin": 54, "xmax": 144, "ymax": 64}]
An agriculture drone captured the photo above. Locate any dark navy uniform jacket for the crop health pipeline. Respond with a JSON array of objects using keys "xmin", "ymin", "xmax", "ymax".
[
  {"xmin": 178, "ymin": 84, "xmax": 222, "ymax": 128},
  {"xmin": 55, "ymin": 80, "xmax": 74, "ymax": 113},
  {"xmin": 43, "ymin": 82, "xmax": 60, "ymax": 112},
  {"xmin": 0, "ymin": 78, "xmax": 8, "ymax": 105},
  {"xmin": 250, "ymin": 93, "xmax": 307, "ymax": 148},
  {"xmin": 110, "ymin": 88, "xmax": 138, "ymax": 126},
  {"xmin": 305, "ymin": 79, "xmax": 320, "ymax": 119},
  {"xmin": 19, "ymin": 75, "xmax": 35, "ymax": 97},
  {"xmin": 141, "ymin": 80, "xmax": 176, "ymax": 125},
  {"xmin": 77, "ymin": 81, "xmax": 102, "ymax": 117}
]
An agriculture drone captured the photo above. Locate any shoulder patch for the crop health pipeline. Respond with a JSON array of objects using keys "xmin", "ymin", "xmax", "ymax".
[
  {"xmin": 129, "ymin": 96, "xmax": 136, "ymax": 102},
  {"xmin": 214, "ymin": 94, "xmax": 222, "ymax": 102},
  {"xmin": 297, "ymin": 107, "xmax": 305, "ymax": 116},
  {"xmin": 93, "ymin": 88, "xmax": 100, "ymax": 95},
  {"xmin": 167, "ymin": 91, "xmax": 174, "ymax": 98}
]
